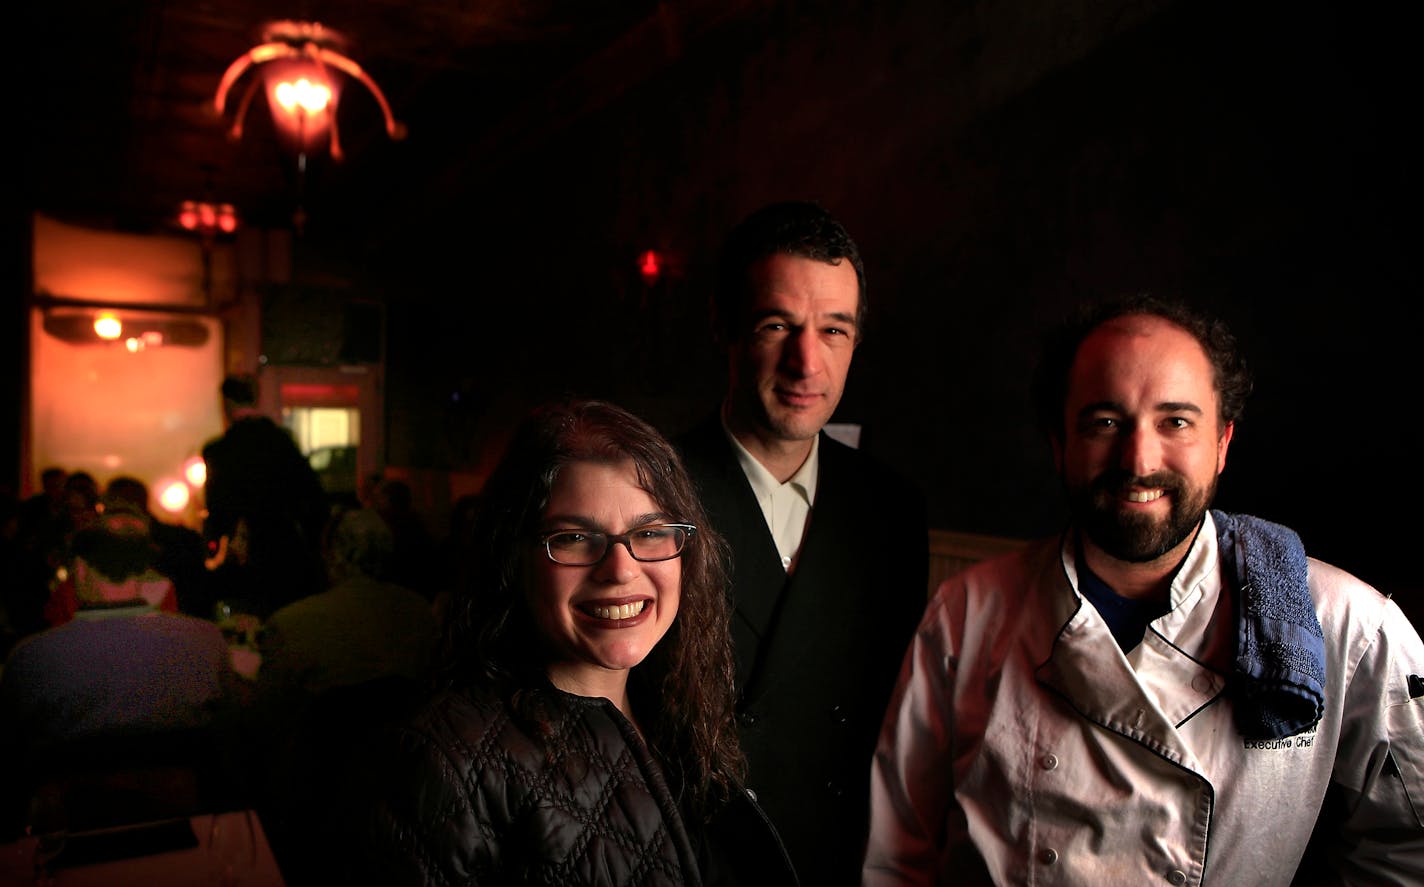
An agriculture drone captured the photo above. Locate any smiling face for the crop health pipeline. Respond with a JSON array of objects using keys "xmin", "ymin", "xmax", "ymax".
[
  {"xmin": 725, "ymin": 253, "xmax": 859, "ymax": 463},
  {"xmin": 1055, "ymin": 313, "xmax": 1234, "ymax": 566},
  {"xmin": 527, "ymin": 459, "xmax": 681, "ymax": 697}
]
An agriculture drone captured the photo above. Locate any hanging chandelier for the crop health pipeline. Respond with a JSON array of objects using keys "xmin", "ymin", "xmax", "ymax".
[{"xmin": 214, "ymin": 20, "xmax": 407, "ymax": 161}]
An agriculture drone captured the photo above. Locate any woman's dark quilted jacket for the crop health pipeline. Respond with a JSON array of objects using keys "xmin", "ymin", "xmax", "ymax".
[{"xmin": 358, "ymin": 686, "xmax": 797, "ymax": 886}]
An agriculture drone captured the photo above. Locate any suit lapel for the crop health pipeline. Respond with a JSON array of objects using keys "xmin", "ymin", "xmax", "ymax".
[
  {"xmin": 788, "ymin": 435, "xmax": 851, "ymax": 587},
  {"xmin": 678, "ymin": 417, "xmax": 795, "ymax": 689}
]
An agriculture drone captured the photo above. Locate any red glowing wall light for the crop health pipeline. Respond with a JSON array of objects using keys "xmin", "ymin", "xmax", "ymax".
[
  {"xmin": 178, "ymin": 201, "xmax": 239, "ymax": 235},
  {"xmin": 639, "ymin": 250, "xmax": 662, "ymax": 286}
]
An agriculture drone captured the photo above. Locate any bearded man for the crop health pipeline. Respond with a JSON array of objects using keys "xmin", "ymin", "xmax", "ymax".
[{"xmin": 863, "ymin": 294, "xmax": 1424, "ymax": 886}]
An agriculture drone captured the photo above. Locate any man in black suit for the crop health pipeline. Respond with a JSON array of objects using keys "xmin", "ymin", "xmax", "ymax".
[
  {"xmin": 676, "ymin": 201, "xmax": 928, "ymax": 886},
  {"xmin": 201, "ymin": 375, "xmax": 330, "ymax": 619}
]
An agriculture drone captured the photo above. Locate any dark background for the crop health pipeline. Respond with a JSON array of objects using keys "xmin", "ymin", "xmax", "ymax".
[{"xmin": 13, "ymin": 0, "xmax": 1421, "ymax": 610}]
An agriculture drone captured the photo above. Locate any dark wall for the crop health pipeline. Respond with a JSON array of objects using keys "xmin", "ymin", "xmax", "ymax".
[{"xmin": 367, "ymin": 0, "xmax": 1418, "ymax": 604}]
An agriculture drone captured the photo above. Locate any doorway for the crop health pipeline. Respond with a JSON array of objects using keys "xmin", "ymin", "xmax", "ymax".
[{"xmin": 262, "ymin": 366, "xmax": 383, "ymax": 509}]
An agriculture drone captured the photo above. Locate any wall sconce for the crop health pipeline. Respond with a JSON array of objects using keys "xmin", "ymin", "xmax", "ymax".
[
  {"xmin": 214, "ymin": 20, "xmax": 407, "ymax": 162},
  {"xmin": 638, "ymin": 250, "xmax": 663, "ymax": 287},
  {"xmin": 45, "ymin": 308, "xmax": 211, "ymax": 348}
]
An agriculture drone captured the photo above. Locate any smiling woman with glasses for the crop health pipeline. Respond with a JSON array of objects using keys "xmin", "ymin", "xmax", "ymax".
[{"xmin": 357, "ymin": 399, "xmax": 797, "ymax": 886}]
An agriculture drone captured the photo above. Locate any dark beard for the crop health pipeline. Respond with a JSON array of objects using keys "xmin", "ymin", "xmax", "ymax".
[{"xmin": 1067, "ymin": 469, "xmax": 1215, "ymax": 563}]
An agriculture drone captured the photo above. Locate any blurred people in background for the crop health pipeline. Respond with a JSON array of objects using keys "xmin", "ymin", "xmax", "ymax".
[
  {"xmin": 58, "ymin": 471, "xmax": 101, "ymax": 541},
  {"xmin": 0, "ymin": 504, "xmax": 244, "ymax": 836},
  {"xmin": 0, "ymin": 506, "xmax": 240, "ymax": 754},
  {"xmin": 371, "ymin": 477, "xmax": 437, "ymax": 601},
  {"xmin": 6, "ymin": 468, "xmax": 70, "ymax": 643},
  {"xmin": 40, "ymin": 494, "xmax": 179, "ymax": 628},
  {"xmin": 16, "ymin": 467, "xmax": 67, "ymax": 552},
  {"xmin": 252, "ymin": 507, "xmax": 440, "ymax": 882},
  {"xmin": 102, "ymin": 476, "xmax": 210, "ymax": 619},
  {"xmin": 256, "ymin": 506, "xmax": 438, "ymax": 714},
  {"xmin": 6, "ymin": 470, "xmax": 103, "ymax": 642},
  {"xmin": 200, "ymin": 374, "xmax": 330, "ymax": 620}
]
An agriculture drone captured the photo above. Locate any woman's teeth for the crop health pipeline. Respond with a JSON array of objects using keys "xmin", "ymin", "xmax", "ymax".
[{"xmin": 588, "ymin": 601, "xmax": 647, "ymax": 620}]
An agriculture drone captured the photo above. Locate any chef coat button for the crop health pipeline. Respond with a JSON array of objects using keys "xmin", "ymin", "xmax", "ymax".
[
  {"xmin": 1166, "ymin": 870, "xmax": 1187, "ymax": 885},
  {"xmin": 1037, "ymin": 848, "xmax": 1058, "ymax": 865},
  {"xmin": 1191, "ymin": 673, "xmax": 1214, "ymax": 694},
  {"xmin": 829, "ymin": 705, "xmax": 848, "ymax": 725},
  {"xmin": 1040, "ymin": 753, "xmax": 1058, "ymax": 770}
]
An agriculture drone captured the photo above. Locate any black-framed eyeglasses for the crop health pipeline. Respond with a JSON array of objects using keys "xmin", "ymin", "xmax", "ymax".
[{"xmin": 537, "ymin": 523, "xmax": 697, "ymax": 566}]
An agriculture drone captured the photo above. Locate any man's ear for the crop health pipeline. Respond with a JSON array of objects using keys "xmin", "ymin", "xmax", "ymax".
[{"xmin": 1216, "ymin": 420, "xmax": 1235, "ymax": 475}]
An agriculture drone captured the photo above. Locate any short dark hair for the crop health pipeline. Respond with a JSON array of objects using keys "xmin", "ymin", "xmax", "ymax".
[
  {"xmin": 1032, "ymin": 294, "xmax": 1253, "ymax": 442},
  {"xmin": 103, "ymin": 475, "xmax": 150, "ymax": 514},
  {"xmin": 438, "ymin": 399, "xmax": 743, "ymax": 816},
  {"xmin": 324, "ymin": 507, "xmax": 394, "ymax": 581},
  {"xmin": 72, "ymin": 514, "xmax": 158, "ymax": 582},
  {"xmin": 221, "ymin": 374, "xmax": 258, "ymax": 407},
  {"xmin": 713, "ymin": 200, "xmax": 866, "ymax": 344}
]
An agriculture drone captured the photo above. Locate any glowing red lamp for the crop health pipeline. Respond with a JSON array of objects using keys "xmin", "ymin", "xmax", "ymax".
[
  {"xmin": 178, "ymin": 201, "xmax": 238, "ymax": 235},
  {"xmin": 214, "ymin": 20, "xmax": 406, "ymax": 161},
  {"xmin": 639, "ymin": 250, "xmax": 663, "ymax": 287}
]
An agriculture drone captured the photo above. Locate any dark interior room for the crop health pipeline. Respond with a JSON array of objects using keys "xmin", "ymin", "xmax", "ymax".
[
  {"xmin": 14, "ymin": 0, "xmax": 1417, "ymax": 608},
  {"xmin": 5, "ymin": 0, "xmax": 1422, "ymax": 880}
]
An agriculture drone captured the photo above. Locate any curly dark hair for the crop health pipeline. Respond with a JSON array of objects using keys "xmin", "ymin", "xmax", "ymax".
[
  {"xmin": 713, "ymin": 200, "xmax": 866, "ymax": 345},
  {"xmin": 437, "ymin": 399, "xmax": 745, "ymax": 818},
  {"xmin": 1031, "ymin": 293, "xmax": 1254, "ymax": 442}
]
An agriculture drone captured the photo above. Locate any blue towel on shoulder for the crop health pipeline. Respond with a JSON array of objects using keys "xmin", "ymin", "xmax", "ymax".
[{"xmin": 1213, "ymin": 510, "xmax": 1326, "ymax": 739}]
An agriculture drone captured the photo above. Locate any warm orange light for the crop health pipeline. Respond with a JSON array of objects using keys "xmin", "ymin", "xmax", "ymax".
[
  {"xmin": 261, "ymin": 62, "xmax": 336, "ymax": 151},
  {"xmin": 214, "ymin": 20, "xmax": 406, "ymax": 163},
  {"xmin": 157, "ymin": 480, "xmax": 191, "ymax": 513},
  {"xmin": 179, "ymin": 201, "xmax": 200, "ymax": 230},
  {"xmin": 125, "ymin": 337, "xmax": 143, "ymax": 352},
  {"xmin": 177, "ymin": 200, "xmax": 239, "ymax": 236},
  {"xmin": 275, "ymin": 77, "xmax": 332, "ymax": 113},
  {"xmin": 217, "ymin": 205, "xmax": 238, "ymax": 234},
  {"xmin": 184, "ymin": 456, "xmax": 207, "ymax": 488},
  {"xmin": 94, "ymin": 313, "xmax": 122, "ymax": 339}
]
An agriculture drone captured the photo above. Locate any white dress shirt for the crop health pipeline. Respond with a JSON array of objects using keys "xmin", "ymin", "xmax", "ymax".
[{"xmin": 722, "ymin": 420, "xmax": 818, "ymax": 573}]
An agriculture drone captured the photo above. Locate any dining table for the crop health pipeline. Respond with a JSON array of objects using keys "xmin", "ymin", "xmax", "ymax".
[{"xmin": 0, "ymin": 808, "xmax": 286, "ymax": 886}]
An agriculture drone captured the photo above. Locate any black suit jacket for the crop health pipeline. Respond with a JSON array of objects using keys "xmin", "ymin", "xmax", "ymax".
[
  {"xmin": 677, "ymin": 414, "xmax": 928, "ymax": 887},
  {"xmin": 200, "ymin": 416, "xmax": 330, "ymax": 617}
]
